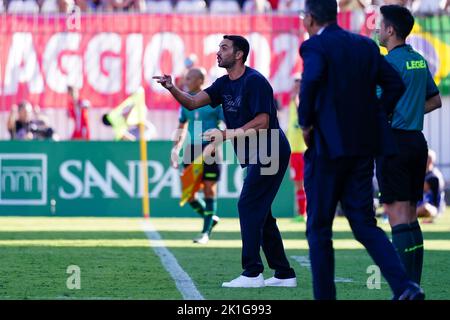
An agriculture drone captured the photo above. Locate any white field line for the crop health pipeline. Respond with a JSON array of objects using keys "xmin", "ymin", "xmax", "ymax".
[{"xmin": 141, "ymin": 220, "xmax": 204, "ymax": 300}]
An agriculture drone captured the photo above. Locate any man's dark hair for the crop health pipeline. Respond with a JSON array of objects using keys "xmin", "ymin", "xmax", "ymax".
[
  {"xmin": 380, "ymin": 5, "xmax": 415, "ymax": 40},
  {"xmin": 223, "ymin": 35, "xmax": 250, "ymax": 63},
  {"xmin": 305, "ymin": 0, "xmax": 337, "ymax": 25}
]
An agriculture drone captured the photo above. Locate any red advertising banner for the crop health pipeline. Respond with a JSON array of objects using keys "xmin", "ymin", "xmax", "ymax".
[{"xmin": 0, "ymin": 14, "xmax": 352, "ymax": 111}]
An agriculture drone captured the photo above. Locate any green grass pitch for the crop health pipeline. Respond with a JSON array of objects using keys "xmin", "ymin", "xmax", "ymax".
[{"xmin": 0, "ymin": 210, "xmax": 449, "ymax": 300}]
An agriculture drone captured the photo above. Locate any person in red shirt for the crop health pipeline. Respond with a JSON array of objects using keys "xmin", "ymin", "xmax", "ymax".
[{"xmin": 67, "ymin": 86, "xmax": 91, "ymax": 140}]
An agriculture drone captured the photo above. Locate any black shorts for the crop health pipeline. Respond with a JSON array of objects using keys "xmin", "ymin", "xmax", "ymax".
[
  {"xmin": 376, "ymin": 130, "xmax": 428, "ymax": 204},
  {"xmin": 182, "ymin": 144, "xmax": 221, "ymax": 182}
]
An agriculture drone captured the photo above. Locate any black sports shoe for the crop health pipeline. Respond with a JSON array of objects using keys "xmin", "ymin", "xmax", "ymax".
[{"xmin": 396, "ymin": 282, "xmax": 425, "ymax": 300}]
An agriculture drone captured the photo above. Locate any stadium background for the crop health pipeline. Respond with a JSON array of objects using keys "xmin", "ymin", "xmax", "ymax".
[{"xmin": 0, "ymin": 2, "xmax": 449, "ymax": 217}]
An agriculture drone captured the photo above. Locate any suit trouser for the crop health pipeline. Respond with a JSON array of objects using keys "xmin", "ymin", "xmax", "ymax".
[
  {"xmin": 238, "ymin": 157, "xmax": 296, "ymax": 279},
  {"xmin": 304, "ymin": 147, "xmax": 411, "ymax": 299}
]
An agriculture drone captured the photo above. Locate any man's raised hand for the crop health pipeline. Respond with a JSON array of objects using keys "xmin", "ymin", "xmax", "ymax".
[
  {"xmin": 202, "ymin": 128, "xmax": 225, "ymax": 144},
  {"xmin": 152, "ymin": 75, "xmax": 174, "ymax": 90}
]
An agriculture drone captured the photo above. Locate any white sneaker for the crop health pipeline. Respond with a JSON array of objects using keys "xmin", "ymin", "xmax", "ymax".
[
  {"xmin": 193, "ymin": 233, "xmax": 209, "ymax": 244},
  {"xmin": 222, "ymin": 274, "xmax": 265, "ymax": 288},
  {"xmin": 264, "ymin": 276, "xmax": 297, "ymax": 287}
]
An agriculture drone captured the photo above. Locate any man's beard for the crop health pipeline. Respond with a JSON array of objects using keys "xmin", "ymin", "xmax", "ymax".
[{"xmin": 219, "ymin": 59, "xmax": 236, "ymax": 69}]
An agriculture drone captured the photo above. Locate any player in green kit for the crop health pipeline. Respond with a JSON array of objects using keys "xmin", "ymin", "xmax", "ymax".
[{"xmin": 171, "ymin": 68, "xmax": 225, "ymax": 244}]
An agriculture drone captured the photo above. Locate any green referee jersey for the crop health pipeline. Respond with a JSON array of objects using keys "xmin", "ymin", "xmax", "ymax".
[
  {"xmin": 179, "ymin": 97, "xmax": 224, "ymax": 145},
  {"xmin": 384, "ymin": 44, "xmax": 440, "ymax": 131}
]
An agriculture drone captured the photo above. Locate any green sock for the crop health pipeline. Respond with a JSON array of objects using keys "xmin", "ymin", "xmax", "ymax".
[
  {"xmin": 410, "ymin": 220, "xmax": 424, "ymax": 285},
  {"xmin": 392, "ymin": 223, "xmax": 423, "ymax": 284},
  {"xmin": 189, "ymin": 199, "xmax": 205, "ymax": 218},
  {"xmin": 202, "ymin": 198, "xmax": 216, "ymax": 234}
]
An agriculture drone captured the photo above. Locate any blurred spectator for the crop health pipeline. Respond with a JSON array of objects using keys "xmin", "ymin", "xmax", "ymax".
[
  {"xmin": 87, "ymin": 0, "xmax": 103, "ymax": 11},
  {"xmin": 243, "ymin": 0, "xmax": 272, "ymax": 12},
  {"xmin": 412, "ymin": 0, "xmax": 442, "ymax": 14},
  {"xmin": 267, "ymin": 0, "xmax": 278, "ymax": 9},
  {"xmin": 30, "ymin": 105, "xmax": 59, "ymax": 140},
  {"xmin": 338, "ymin": 0, "xmax": 365, "ymax": 11},
  {"xmin": 67, "ymin": 85, "xmax": 91, "ymax": 140},
  {"xmin": 57, "ymin": 0, "xmax": 75, "ymax": 12},
  {"xmin": 3, "ymin": 0, "xmax": 448, "ymax": 13},
  {"xmin": 74, "ymin": 0, "xmax": 88, "ymax": 11},
  {"xmin": 6, "ymin": 0, "xmax": 40, "ymax": 13},
  {"xmin": 417, "ymin": 149, "xmax": 446, "ymax": 223},
  {"xmin": 7, "ymin": 101, "xmax": 57, "ymax": 140},
  {"xmin": 39, "ymin": 0, "xmax": 58, "ymax": 12},
  {"xmin": 7, "ymin": 102, "xmax": 34, "ymax": 140},
  {"xmin": 209, "ymin": 0, "xmax": 241, "ymax": 13},
  {"xmin": 175, "ymin": 0, "xmax": 207, "ymax": 13},
  {"xmin": 278, "ymin": 0, "xmax": 304, "ymax": 12},
  {"xmin": 105, "ymin": 0, "xmax": 145, "ymax": 11},
  {"xmin": 383, "ymin": 0, "xmax": 411, "ymax": 6},
  {"xmin": 338, "ymin": 0, "xmax": 366, "ymax": 32}
]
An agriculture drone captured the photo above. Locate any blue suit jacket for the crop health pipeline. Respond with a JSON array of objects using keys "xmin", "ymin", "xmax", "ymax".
[{"xmin": 299, "ymin": 24, "xmax": 405, "ymax": 159}]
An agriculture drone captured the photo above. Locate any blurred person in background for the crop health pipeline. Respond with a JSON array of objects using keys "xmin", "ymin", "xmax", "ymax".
[
  {"xmin": 7, "ymin": 101, "xmax": 34, "ymax": 140},
  {"xmin": 338, "ymin": 0, "xmax": 367, "ymax": 32},
  {"xmin": 75, "ymin": 0, "xmax": 88, "ymax": 11},
  {"xmin": 102, "ymin": 100, "xmax": 157, "ymax": 141},
  {"xmin": 411, "ymin": 0, "xmax": 443, "ymax": 15},
  {"xmin": 243, "ymin": 0, "xmax": 272, "ymax": 12},
  {"xmin": 88, "ymin": 0, "xmax": 103, "ymax": 11},
  {"xmin": 105, "ymin": 0, "xmax": 145, "ymax": 11},
  {"xmin": 30, "ymin": 104, "xmax": 58, "ymax": 140},
  {"xmin": 67, "ymin": 85, "xmax": 91, "ymax": 140},
  {"xmin": 286, "ymin": 76, "xmax": 307, "ymax": 222},
  {"xmin": 383, "ymin": 0, "xmax": 412, "ymax": 7},
  {"xmin": 7, "ymin": 101, "xmax": 57, "ymax": 140},
  {"xmin": 278, "ymin": 0, "xmax": 305, "ymax": 12},
  {"xmin": 57, "ymin": 0, "xmax": 75, "ymax": 12},
  {"xmin": 417, "ymin": 149, "xmax": 446, "ymax": 223}
]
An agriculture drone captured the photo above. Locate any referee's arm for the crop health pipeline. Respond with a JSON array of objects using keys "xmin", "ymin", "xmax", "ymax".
[{"xmin": 425, "ymin": 94, "xmax": 442, "ymax": 114}]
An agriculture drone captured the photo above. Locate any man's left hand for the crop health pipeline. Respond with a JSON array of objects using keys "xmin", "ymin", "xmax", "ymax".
[
  {"xmin": 202, "ymin": 143, "xmax": 217, "ymax": 160},
  {"xmin": 202, "ymin": 128, "xmax": 225, "ymax": 143}
]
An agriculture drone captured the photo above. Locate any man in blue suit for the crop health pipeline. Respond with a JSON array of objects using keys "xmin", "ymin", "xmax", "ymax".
[{"xmin": 298, "ymin": 0, "xmax": 425, "ymax": 300}]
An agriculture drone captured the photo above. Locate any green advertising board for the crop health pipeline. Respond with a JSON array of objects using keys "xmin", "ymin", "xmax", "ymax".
[{"xmin": 0, "ymin": 141, "xmax": 294, "ymax": 217}]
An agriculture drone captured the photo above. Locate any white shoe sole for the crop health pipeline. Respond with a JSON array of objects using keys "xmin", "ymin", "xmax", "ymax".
[
  {"xmin": 264, "ymin": 278, "xmax": 297, "ymax": 287},
  {"xmin": 222, "ymin": 282, "xmax": 265, "ymax": 288}
]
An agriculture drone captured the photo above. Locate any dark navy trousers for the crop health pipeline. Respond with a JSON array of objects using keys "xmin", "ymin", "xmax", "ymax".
[
  {"xmin": 304, "ymin": 147, "xmax": 411, "ymax": 300},
  {"xmin": 238, "ymin": 151, "xmax": 296, "ymax": 279}
]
